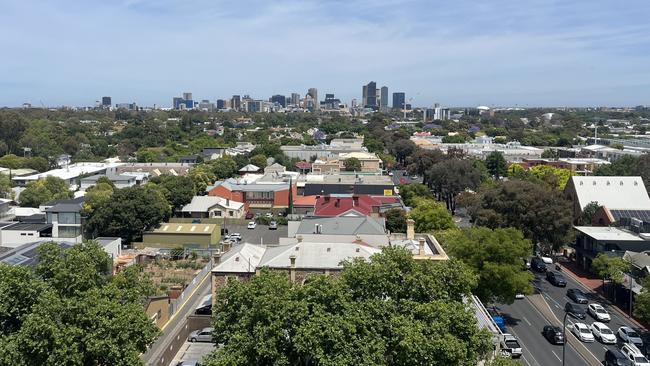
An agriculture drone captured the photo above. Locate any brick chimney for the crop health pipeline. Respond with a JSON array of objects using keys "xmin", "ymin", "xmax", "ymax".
[
  {"xmin": 353, "ymin": 195, "xmax": 359, "ymax": 207},
  {"xmin": 406, "ymin": 218, "xmax": 415, "ymax": 240},
  {"xmin": 418, "ymin": 237, "xmax": 426, "ymax": 256}
]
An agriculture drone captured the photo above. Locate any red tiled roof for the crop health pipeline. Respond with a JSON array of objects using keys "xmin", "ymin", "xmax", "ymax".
[
  {"xmin": 293, "ymin": 195, "xmax": 318, "ymax": 206},
  {"xmin": 295, "ymin": 161, "xmax": 312, "ymax": 170},
  {"xmin": 314, "ymin": 195, "xmax": 402, "ymax": 217}
]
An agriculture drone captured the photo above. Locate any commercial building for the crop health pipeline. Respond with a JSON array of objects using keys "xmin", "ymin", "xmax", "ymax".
[
  {"xmin": 231, "ymin": 95, "xmax": 241, "ymax": 111},
  {"xmin": 363, "ymin": 81, "xmax": 377, "ymax": 108},
  {"xmin": 380, "ymin": 86, "xmax": 389, "ymax": 112},
  {"xmin": 12, "ymin": 162, "xmax": 123, "ymax": 188},
  {"xmin": 281, "ymin": 137, "xmax": 366, "ymax": 160},
  {"xmin": 392, "ymin": 92, "xmax": 405, "ymax": 110},
  {"xmin": 207, "ymin": 172, "xmax": 297, "ymax": 213},
  {"xmin": 411, "ymin": 135, "xmax": 544, "ymax": 162},
  {"xmin": 110, "ymin": 162, "xmax": 193, "ymax": 177},
  {"xmin": 101, "ymin": 96, "xmax": 112, "ymax": 108},
  {"xmin": 302, "ymin": 174, "xmax": 395, "ymax": 196},
  {"xmin": 216, "ymin": 99, "xmax": 226, "ymax": 110},
  {"xmin": 270, "ymin": 95, "xmax": 286, "ymax": 108},
  {"xmin": 80, "ymin": 173, "xmax": 139, "ymax": 190},
  {"xmin": 311, "ymin": 151, "xmax": 383, "ymax": 175},
  {"xmin": 307, "ymin": 88, "xmax": 319, "ymax": 110},
  {"xmin": 572, "ymin": 225, "xmax": 649, "ymax": 271},
  {"xmin": 518, "ymin": 158, "xmax": 610, "ymax": 175},
  {"xmin": 141, "ymin": 223, "xmax": 220, "ymax": 249}
]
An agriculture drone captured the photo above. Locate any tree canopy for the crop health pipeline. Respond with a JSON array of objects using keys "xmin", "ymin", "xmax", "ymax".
[
  {"xmin": 0, "ymin": 241, "xmax": 158, "ymax": 365},
  {"xmin": 19, "ymin": 176, "xmax": 72, "ymax": 207},
  {"xmin": 426, "ymin": 158, "xmax": 481, "ymax": 214},
  {"xmin": 343, "ymin": 157, "xmax": 362, "ymax": 172},
  {"xmin": 204, "ymin": 248, "xmax": 492, "ymax": 366},
  {"xmin": 485, "ymin": 151, "xmax": 507, "ymax": 178},
  {"xmin": 384, "ymin": 208, "xmax": 407, "ymax": 233},
  {"xmin": 149, "ymin": 175, "xmax": 196, "ymax": 210},
  {"xmin": 397, "ymin": 183, "xmax": 432, "ymax": 207},
  {"xmin": 408, "ymin": 198, "xmax": 456, "ymax": 233}
]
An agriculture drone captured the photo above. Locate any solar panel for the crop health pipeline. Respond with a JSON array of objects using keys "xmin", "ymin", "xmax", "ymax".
[{"xmin": 611, "ymin": 210, "xmax": 650, "ymax": 224}]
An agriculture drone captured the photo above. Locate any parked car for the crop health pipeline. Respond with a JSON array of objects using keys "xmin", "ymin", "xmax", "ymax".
[
  {"xmin": 588, "ymin": 303, "xmax": 611, "ymax": 322},
  {"xmin": 542, "ymin": 325, "xmax": 565, "ymax": 345},
  {"xmin": 269, "ymin": 221, "xmax": 278, "ymax": 230},
  {"xmin": 619, "ymin": 326, "xmax": 644, "ymax": 347},
  {"xmin": 194, "ymin": 304, "xmax": 212, "ymax": 316},
  {"xmin": 567, "ymin": 288, "xmax": 589, "ymax": 304},
  {"xmin": 265, "ymin": 212, "xmax": 273, "ymax": 218},
  {"xmin": 188, "ymin": 327, "xmax": 214, "ymax": 343},
  {"xmin": 571, "ymin": 322, "xmax": 595, "ymax": 342},
  {"xmin": 229, "ymin": 233, "xmax": 242, "ymax": 241},
  {"xmin": 247, "ymin": 221, "xmax": 257, "ymax": 229},
  {"xmin": 621, "ymin": 343, "xmax": 650, "ymax": 366},
  {"xmin": 591, "ymin": 322, "xmax": 617, "ymax": 344},
  {"xmin": 486, "ymin": 307, "xmax": 506, "ymax": 333},
  {"xmin": 546, "ymin": 271, "xmax": 567, "ymax": 287},
  {"xmin": 565, "ymin": 302, "xmax": 587, "ymax": 319},
  {"xmin": 501, "ymin": 334, "xmax": 522, "ymax": 358},
  {"xmin": 531, "ymin": 257, "xmax": 547, "ymax": 272},
  {"xmin": 245, "ymin": 212, "xmax": 254, "ymax": 219},
  {"xmin": 605, "ymin": 348, "xmax": 634, "ymax": 366}
]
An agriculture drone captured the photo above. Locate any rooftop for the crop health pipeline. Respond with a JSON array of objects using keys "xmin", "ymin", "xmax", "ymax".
[
  {"xmin": 1, "ymin": 222, "xmax": 52, "ymax": 231},
  {"xmin": 566, "ymin": 176, "xmax": 650, "ymax": 211},
  {"xmin": 294, "ymin": 216, "xmax": 386, "ymax": 236},
  {"xmin": 13, "ymin": 162, "xmax": 122, "ymax": 182},
  {"xmin": 0, "ymin": 241, "xmax": 74, "ymax": 266},
  {"xmin": 149, "ymin": 223, "xmax": 218, "ymax": 235},
  {"xmin": 574, "ymin": 226, "xmax": 646, "ymax": 242},
  {"xmin": 181, "ymin": 196, "xmax": 244, "ymax": 213}
]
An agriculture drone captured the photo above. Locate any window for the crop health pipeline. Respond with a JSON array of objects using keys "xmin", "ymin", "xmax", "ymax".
[
  {"xmin": 58, "ymin": 226, "xmax": 81, "ymax": 238},
  {"xmin": 229, "ymin": 211, "xmax": 233, "ymax": 217}
]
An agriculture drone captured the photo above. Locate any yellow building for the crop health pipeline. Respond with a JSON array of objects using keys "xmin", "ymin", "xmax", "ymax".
[{"xmin": 142, "ymin": 223, "xmax": 220, "ymax": 249}]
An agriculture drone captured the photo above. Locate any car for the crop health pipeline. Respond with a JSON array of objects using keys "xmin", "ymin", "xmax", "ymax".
[
  {"xmin": 486, "ymin": 307, "xmax": 506, "ymax": 333},
  {"xmin": 229, "ymin": 233, "xmax": 242, "ymax": 241},
  {"xmin": 403, "ymin": 171, "xmax": 408, "ymax": 176},
  {"xmin": 619, "ymin": 326, "xmax": 644, "ymax": 347},
  {"xmin": 591, "ymin": 322, "xmax": 617, "ymax": 344},
  {"xmin": 546, "ymin": 271, "xmax": 567, "ymax": 287},
  {"xmin": 621, "ymin": 343, "xmax": 650, "ymax": 366},
  {"xmin": 542, "ymin": 325, "xmax": 565, "ymax": 345},
  {"xmin": 605, "ymin": 348, "xmax": 635, "ymax": 366},
  {"xmin": 565, "ymin": 302, "xmax": 587, "ymax": 319},
  {"xmin": 515, "ymin": 293, "xmax": 525, "ymax": 299},
  {"xmin": 245, "ymin": 212, "xmax": 254, "ymax": 219},
  {"xmin": 265, "ymin": 212, "xmax": 273, "ymax": 218},
  {"xmin": 176, "ymin": 361, "xmax": 202, "ymax": 366},
  {"xmin": 567, "ymin": 288, "xmax": 589, "ymax": 304},
  {"xmin": 269, "ymin": 221, "xmax": 278, "ymax": 230},
  {"xmin": 571, "ymin": 322, "xmax": 595, "ymax": 342},
  {"xmin": 410, "ymin": 175, "xmax": 418, "ymax": 180},
  {"xmin": 188, "ymin": 327, "xmax": 214, "ymax": 343},
  {"xmin": 500, "ymin": 334, "xmax": 522, "ymax": 358},
  {"xmin": 530, "ymin": 257, "xmax": 547, "ymax": 272},
  {"xmin": 588, "ymin": 303, "xmax": 611, "ymax": 322},
  {"xmin": 388, "ymin": 171, "xmax": 394, "ymax": 176},
  {"xmin": 247, "ymin": 221, "xmax": 257, "ymax": 229}
]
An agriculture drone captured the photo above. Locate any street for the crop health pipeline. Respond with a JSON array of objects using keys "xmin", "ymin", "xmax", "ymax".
[
  {"xmin": 496, "ymin": 268, "xmax": 648, "ymax": 365},
  {"xmin": 222, "ymin": 223, "xmax": 288, "ymax": 245},
  {"xmin": 390, "ymin": 169, "xmax": 423, "ymax": 185}
]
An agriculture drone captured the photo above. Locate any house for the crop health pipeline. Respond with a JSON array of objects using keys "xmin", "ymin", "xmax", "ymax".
[
  {"xmin": 181, "ymin": 196, "xmax": 245, "ymax": 219},
  {"xmin": 264, "ymin": 163, "xmax": 286, "ymax": 175},
  {"xmin": 178, "ymin": 155, "xmax": 200, "ymax": 164},
  {"xmin": 111, "ymin": 162, "xmax": 193, "ymax": 177},
  {"xmin": 302, "ymin": 174, "xmax": 395, "ymax": 196},
  {"xmin": 200, "ymin": 147, "xmax": 227, "ymax": 161},
  {"xmin": 208, "ymin": 175, "xmax": 296, "ymax": 213},
  {"xmin": 285, "ymin": 216, "xmax": 389, "ymax": 247},
  {"xmin": 44, "ymin": 198, "xmax": 84, "ymax": 242},
  {"xmin": 80, "ymin": 173, "xmax": 138, "ymax": 190},
  {"xmin": 313, "ymin": 194, "xmax": 405, "ymax": 218},
  {"xmin": 563, "ymin": 176, "xmax": 650, "ymax": 224},
  {"xmin": 0, "ymin": 240, "xmax": 74, "ymax": 266},
  {"xmin": 292, "ymin": 195, "xmax": 318, "ymax": 216},
  {"xmin": 96, "ymin": 237, "xmax": 122, "ymax": 261},
  {"xmin": 141, "ymin": 223, "xmax": 220, "ymax": 249},
  {"xmin": 295, "ymin": 161, "xmax": 312, "ymax": 174},
  {"xmin": 239, "ymin": 164, "xmax": 260, "ymax": 174},
  {"xmin": 0, "ymin": 222, "xmax": 52, "ymax": 248}
]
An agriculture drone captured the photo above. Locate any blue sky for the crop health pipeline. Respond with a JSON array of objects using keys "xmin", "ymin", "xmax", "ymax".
[{"xmin": 1, "ymin": 0, "xmax": 650, "ymax": 107}]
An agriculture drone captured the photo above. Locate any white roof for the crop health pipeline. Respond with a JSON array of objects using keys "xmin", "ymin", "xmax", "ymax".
[
  {"xmin": 13, "ymin": 162, "xmax": 123, "ymax": 182},
  {"xmin": 212, "ymin": 243, "xmax": 266, "ymax": 273},
  {"xmin": 260, "ymin": 241, "xmax": 380, "ymax": 269},
  {"xmin": 567, "ymin": 176, "xmax": 650, "ymax": 210},
  {"xmin": 239, "ymin": 164, "xmax": 260, "ymax": 172},
  {"xmin": 181, "ymin": 196, "xmax": 244, "ymax": 213},
  {"xmin": 574, "ymin": 226, "xmax": 645, "ymax": 241}
]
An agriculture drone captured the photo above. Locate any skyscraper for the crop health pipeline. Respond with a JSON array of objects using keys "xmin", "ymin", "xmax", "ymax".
[
  {"xmin": 231, "ymin": 95, "xmax": 241, "ymax": 111},
  {"xmin": 101, "ymin": 96, "xmax": 111, "ymax": 108},
  {"xmin": 216, "ymin": 99, "xmax": 225, "ymax": 110},
  {"xmin": 307, "ymin": 88, "xmax": 319, "ymax": 110},
  {"xmin": 363, "ymin": 81, "xmax": 377, "ymax": 108},
  {"xmin": 380, "ymin": 86, "xmax": 388, "ymax": 113},
  {"xmin": 291, "ymin": 93, "xmax": 300, "ymax": 106},
  {"xmin": 392, "ymin": 92, "xmax": 405, "ymax": 110},
  {"xmin": 182, "ymin": 92, "xmax": 193, "ymax": 109},
  {"xmin": 271, "ymin": 95, "xmax": 287, "ymax": 107}
]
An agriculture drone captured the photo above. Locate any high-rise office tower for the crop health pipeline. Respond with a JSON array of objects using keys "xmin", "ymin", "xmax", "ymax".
[
  {"xmin": 380, "ymin": 86, "xmax": 388, "ymax": 112},
  {"xmin": 182, "ymin": 92, "xmax": 192, "ymax": 100},
  {"xmin": 392, "ymin": 92, "xmax": 405, "ymax": 110},
  {"xmin": 271, "ymin": 95, "xmax": 287, "ymax": 107},
  {"xmin": 216, "ymin": 99, "xmax": 225, "ymax": 110},
  {"xmin": 101, "ymin": 96, "xmax": 111, "ymax": 108},
  {"xmin": 307, "ymin": 88, "xmax": 319, "ymax": 110},
  {"xmin": 291, "ymin": 93, "xmax": 300, "ymax": 106},
  {"xmin": 363, "ymin": 81, "xmax": 377, "ymax": 108},
  {"xmin": 231, "ymin": 95, "xmax": 241, "ymax": 111}
]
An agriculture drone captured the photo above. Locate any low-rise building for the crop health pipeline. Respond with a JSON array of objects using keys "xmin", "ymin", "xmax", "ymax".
[
  {"xmin": 13, "ymin": 162, "xmax": 123, "ymax": 188},
  {"xmin": 141, "ymin": 223, "xmax": 220, "ymax": 249},
  {"xmin": 181, "ymin": 196, "xmax": 245, "ymax": 219},
  {"xmin": 207, "ymin": 175, "xmax": 296, "ymax": 213},
  {"xmin": 44, "ymin": 197, "xmax": 84, "ymax": 242},
  {"xmin": 301, "ymin": 174, "xmax": 395, "ymax": 196},
  {"xmin": 111, "ymin": 162, "xmax": 193, "ymax": 177},
  {"xmin": 313, "ymin": 194, "xmax": 404, "ymax": 218},
  {"xmin": 572, "ymin": 226, "xmax": 650, "ymax": 270},
  {"xmin": 0, "ymin": 222, "xmax": 52, "ymax": 248},
  {"xmin": 312, "ymin": 152, "xmax": 383, "ymax": 175},
  {"xmin": 80, "ymin": 173, "xmax": 138, "ymax": 190},
  {"xmin": 519, "ymin": 158, "xmax": 610, "ymax": 175}
]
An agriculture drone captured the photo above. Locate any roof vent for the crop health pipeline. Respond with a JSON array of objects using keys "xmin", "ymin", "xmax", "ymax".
[
  {"xmin": 355, "ymin": 248, "xmax": 360, "ymax": 253},
  {"xmin": 580, "ymin": 182, "xmax": 583, "ymax": 186},
  {"xmin": 607, "ymin": 181, "xmax": 610, "ymax": 186},
  {"xmin": 326, "ymin": 247, "xmax": 331, "ymax": 252},
  {"xmin": 235, "ymin": 256, "xmax": 239, "ymax": 262},
  {"xmin": 593, "ymin": 181, "xmax": 596, "ymax": 185},
  {"xmin": 621, "ymin": 181, "xmax": 624, "ymax": 186},
  {"xmin": 295, "ymin": 246, "xmax": 299, "ymax": 251}
]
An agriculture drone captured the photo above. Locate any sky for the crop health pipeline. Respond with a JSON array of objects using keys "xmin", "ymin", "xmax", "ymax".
[{"xmin": 1, "ymin": 0, "xmax": 650, "ymax": 108}]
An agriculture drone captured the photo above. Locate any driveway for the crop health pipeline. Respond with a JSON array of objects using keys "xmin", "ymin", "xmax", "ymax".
[
  {"xmin": 223, "ymin": 224, "xmax": 288, "ymax": 245},
  {"xmin": 169, "ymin": 342, "xmax": 214, "ymax": 366}
]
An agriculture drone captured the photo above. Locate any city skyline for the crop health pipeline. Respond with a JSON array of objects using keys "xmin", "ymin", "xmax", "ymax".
[{"xmin": 2, "ymin": 0, "xmax": 650, "ymax": 107}]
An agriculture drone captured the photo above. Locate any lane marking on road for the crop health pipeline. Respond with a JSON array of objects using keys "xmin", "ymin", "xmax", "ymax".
[
  {"xmin": 507, "ymin": 327, "xmax": 542, "ymax": 366},
  {"xmin": 551, "ymin": 350, "xmax": 561, "ymax": 362},
  {"xmin": 523, "ymin": 316, "xmax": 532, "ymax": 326}
]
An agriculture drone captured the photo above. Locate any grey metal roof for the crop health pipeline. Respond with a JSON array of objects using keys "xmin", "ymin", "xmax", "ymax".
[
  {"xmin": 295, "ymin": 216, "xmax": 386, "ymax": 235},
  {"xmin": 0, "ymin": 241, "xmax": 75, "ymax": 267},
  {"xmin": 259, "ymin": 241, "xmax": 380, "ymax": 269},
  {"xmin": 44, "ymin": 202, "xmax": 82, "ymax": 213},
  {"xmin": 2, "ymin": 223, "xmax": 52, "ymax": 231},
  {"xmin": 81, "ymin": 173, "xmax": 136, "ymax": 183},
  {"xmin": 567, "ymin": 176, "xmax": 650, "ymax": 211}
]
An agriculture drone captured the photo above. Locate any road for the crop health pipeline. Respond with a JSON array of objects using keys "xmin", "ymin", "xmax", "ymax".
[
  {"xmin": 169, "ymin": 342, "xmax": 214, "ymax": 365},
  {"xmin": 496, "ymin": 268, "xmax": 648, "ymax": 365},
  {"xmin": 390, "ymin": 169, "xmax": 423, "ymax": 185},
  {"xmin": 222, "ymin": 223, "xmax": 287, "ymax": 245}
]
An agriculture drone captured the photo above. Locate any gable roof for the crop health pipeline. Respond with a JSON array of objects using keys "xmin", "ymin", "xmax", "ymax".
[
  {"xmin": 239, "ymin": 164, "xmax": 260, "ymax": 172},
  {"xmin": 566, "ymin": 176, "xmax": 650, "ymax": 211},
  {"xmin": 181, "ymin": 196, "xmax": 244, "ymax": 213},
  {"xmin": 295, "ymin": 216, "xmax": 386, "ymax": 236},
  {"xmin": 212, "ymin": 243, "xmax": 266, "ymax": 273},
  {"xmin": 314, "ymin": 194, "xmax": 403, "ymax": 217},
  {"xmin": 259, "ymin": 241, "xmax": 380, "ymax": 269}
]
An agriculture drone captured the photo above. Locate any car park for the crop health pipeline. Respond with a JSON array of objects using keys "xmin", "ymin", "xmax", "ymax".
[
  {"xmin": 531, "ymin": 257, "xmax": 547, "ymax": 272},
  {"xmin": 188, "ymin": 327, "xmax": 214, "ymax": 343},
  {"xmin": 567, "ymin": 288, "xmax": 589, "ymax": 304},
  {"xmin": 590, "ymin": 322, "xmax": 617, "ymax": 344},
  {"xmin": 546, "ymin": 271, "xmax": 567, "ymax": 287},
  {"xmin": 605, "ymin": 348, "xmax": 635, "ymax": 366},
  {"xmin": 619, "ymin": 326, "xmax": 644, "ymax": 347},
  {"xmin": 542, "ymin": 325, "xmax": 565, "ymax": 345},
  {"xmin": 247, "ymin": 221, "xmax": 257, "ymax": 229},
  {"xmin": 565, "ymin": 302, "xmax": 587, "ymax": 319},
  {"xmin": 570, "ymin": 322, "xmax": 595, "ymax": 342},
  {"xmin": 588, "ymin": 303, "xmax": 611, "ymax": 322},
  {"xmin": 269, "ymin": 221, "xmax": 278, "ymax": 230},
  {"xmin": 620, "ymin": 343, "xmax": 650, "ymax": 366}
]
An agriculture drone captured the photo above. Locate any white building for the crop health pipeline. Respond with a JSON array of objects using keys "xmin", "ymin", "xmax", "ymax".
[{"xmin": 12, "ymin": 162, "xmax": 124, "ymax": 189}]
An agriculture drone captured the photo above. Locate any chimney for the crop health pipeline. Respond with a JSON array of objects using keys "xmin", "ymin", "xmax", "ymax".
[
  {"xmin": 335, "ymin": 199, "xmax": 340, "ymax": 207},
  {"xmin": 213, "ymin": 251, "xmax": 223, "ymax": 265},
  {"xmin": 406, "ymin": 218, "xmax": 415, "ymax": 240},
  {"xmin": 353, "ymin": 195, "xmax": 359, "ymax": 207},
  {"xmin": 289, "ymin": 254, "xmax": 297, "ymax": 283},
  {"xmin": 297, "ymin": 235, "xmax": 303, "ymax": 243},
  {"xmin": 324, "ymin": 196, "xmax": 330, "ymax": 203},
  {"xmin": 418, "ymin": 237, "xmax": 426, "ymax": 256}
]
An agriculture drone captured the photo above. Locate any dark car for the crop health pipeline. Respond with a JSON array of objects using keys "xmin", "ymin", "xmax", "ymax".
[
  {"xmin": 245, "ymin": 212, "xmax": 254, "ymax": 220},
  {"xmin": 567, "ymin": 288, "xmax": 589, "ymax": 304},
  {"xmin": 565, "ymin": 302, "xmax": 587, "ymax": 319},
  {"xmin": 531, "ymin": 257, "xmax": 547, "ymax": 272},
  {"xmin": 542, "ymin": 325, "xmax": 565, "ymax": 345},
  {"xmin": 605, "ymin": 349, "xmax": 634, "ymax": 366},
  {"xmin": 546, "ymin": 271, "xmax": 567, "ymax": 287}
]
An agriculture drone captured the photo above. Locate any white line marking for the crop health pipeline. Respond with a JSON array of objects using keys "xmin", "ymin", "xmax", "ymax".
[
  {"xmin": 551, "ymin": 350, "xmax": 561, "ymax": 362},
  {"xmin": 523, "ymin": 316, "xmax": 532, "ymax": 326}
]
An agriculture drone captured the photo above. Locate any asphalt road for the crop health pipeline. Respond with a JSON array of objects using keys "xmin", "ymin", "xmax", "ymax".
[
  {"xmin": 222, "ymin": 223, "xmax": 288, "ymax": 245},
  {"xmin": 169, "ymin": 342, "xmax": 214, "ymax": 366},
  {"xmin": 391, "ymin": 170, "xmax": 423, "ymax": 185},
  {"xmin": 496, "ymin": 268, "xmax": 648, "ymax": 365}
]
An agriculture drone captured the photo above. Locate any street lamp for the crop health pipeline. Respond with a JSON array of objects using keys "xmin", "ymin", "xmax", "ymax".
[{"xmin": 562, "ymin": 306, "xmax": 569, "ymax": 366}]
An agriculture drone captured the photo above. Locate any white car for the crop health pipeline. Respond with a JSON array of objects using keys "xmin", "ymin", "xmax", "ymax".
[
  {"xmin": 588, "ymin": 303, "xmax": 611, "ymax": 322},
  {"xmin": 265, "ymin": 213, "xmax": 273, "ymax": 218},
  {"xmin": 247, "ymin": 221, "xmax": 257, "ymax": 229},
  {"xmin": 590, "ymin": 322, "xmax": 616, "ymax": 344},
  {"xmin": 229, "ymin": 233, "xmax": 242, "ymax": 241},
  {"xmin": 619, "ymin": 326, "xmax": 644, "ymax": 347},
  {"xmin": 621, "ymin": 343, "xmax": 650, "ymax": 366},
  {"xmin": 571, "ymin": 322, "xmax": 595, "ymax": 342}
]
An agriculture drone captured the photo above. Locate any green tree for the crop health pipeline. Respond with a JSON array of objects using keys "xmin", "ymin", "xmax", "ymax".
[
  {"xmin": 0, "ymin": 174, "xmax": 11, "ymax": 199},
  {"xmin": 384, "ymin": 208, "xmax": 407, "ymax": 233},
  {"xmin": 204, "ymin": 248, "xmax": 492, "ymax": 366},
  {"xmin": 391, "ymin": 139, "xmax": 417, "ymax": 164},
  {"xmin": 427, "ymin": 158, "xmax": 481, "ymax": 214},
  {"xmin": 149, "ymin": 175, "xmax": 196, "ymax": 210},
  {"xmin": 405, "ymin": 149, "xmax": 445, "ymax": 182},
  {"xmin": 188, "ymin": 164, "xmax": 216, "ymax": 194},
  {"xmin": 343, "ymin": 157, "xmax": 362, "ymax": 172},
  {"xmin": 485, "ymin": 151, "xmax": 507, "ymax": 178},
  {"xmin": 398, "ymin": 183, "xmax": 432, "ymax": 207},
  {"xmin": 528, "ymin": 165, "xmax": 573, "ymax": 190},
  {"xmin": 19, "ymin": 176, "xmax": 72, "ymax": 207},
  {"xmin": 209, "ymin": 156, "xmax": 238, "ymax": 180},
  {"xmin": 579, "ymin": 201, "xmax": 601, "ymax": 225},
  {"xmin": 85, "ymin": 185, "xmax": 171, "ymax": 243},
  {"xmin": 635, "ymin": 276, "xmax": 650, "ymax": 323},
  {"xmin": 409, "ymin": 198, "xmax": 456, "ymax": 233},
  {"xmin": 81, "ymin": 181, "xmax": 114, "ymax": 216},
  {"xmin": 0, "ymin": 241, "xmax": 158, "ymax": 365},
  {"xmin": 249, "ymin": 154, "xmax": 267, "ymax": 168},
  {"xmin": 441, "ymin": 135, "xmax": 467, "ymax": 143},
  {"xmin": 470, "ymin": 180, "xmax": 573, "ymax": 252},
  {"xmin": 0, "ymin": 154, "xmax": 24, "ymax": 170},
  {"xmin": 438, "ymin": 227, "xmax": 533, "ymax": 303},
  {"xmin": 591, "ymin": 253, "xmax": 630, "ymax": 298},
  {"xmin": 541, "ymin": 149, "xmax": 560, "ymax": 159},
  {"xmin": 24, "ymin": 156, "xmax": 49, "ymax": 172}
]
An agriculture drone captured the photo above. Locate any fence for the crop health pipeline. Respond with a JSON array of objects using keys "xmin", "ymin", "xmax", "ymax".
[{"xmin": 169, "ymin": 260, "xmax": 213, "ymax": 316}]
